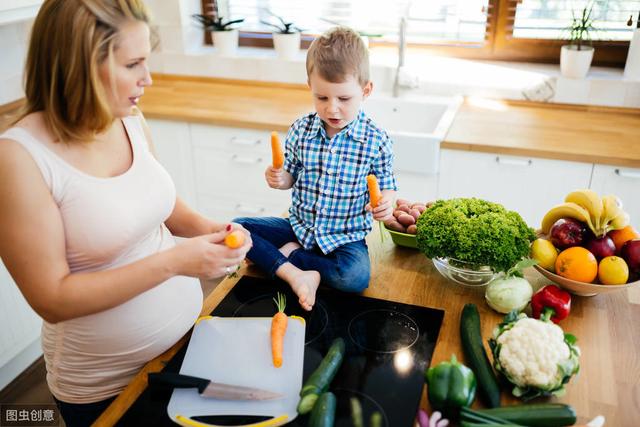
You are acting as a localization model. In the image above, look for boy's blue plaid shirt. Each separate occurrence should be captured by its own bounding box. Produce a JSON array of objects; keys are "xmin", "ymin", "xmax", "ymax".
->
[{"xmin": 283, "ymin": 110, "xmax": 398, "ymax": 254}]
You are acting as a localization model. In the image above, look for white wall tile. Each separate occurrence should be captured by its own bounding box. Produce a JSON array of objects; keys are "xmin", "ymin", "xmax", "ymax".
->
[
  {"xmin": 554, "ymin": 77, "xmax": 590, "ymax": 104},
  {"xmin": 588, "ymin": 79, "xmax": 626, "ymax": 107},
  {"xmin": 0, "ymin": 74, "xmax": 24, "ymax": 105}
]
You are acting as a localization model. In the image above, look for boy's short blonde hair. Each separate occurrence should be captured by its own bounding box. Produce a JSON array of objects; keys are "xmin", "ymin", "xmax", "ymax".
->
[
  {"xmin": 306, "ymin": 27, "xmax": 370, "ymax": 86},
  {"xmin": 18, "ymin": 0, "xmax": 150, "ymax": 143}
]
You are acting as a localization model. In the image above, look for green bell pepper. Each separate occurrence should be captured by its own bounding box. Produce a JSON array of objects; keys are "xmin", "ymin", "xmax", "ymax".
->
[{"xmin": 426, "ymin": 354, "xmax": 476, "ymax": 416}]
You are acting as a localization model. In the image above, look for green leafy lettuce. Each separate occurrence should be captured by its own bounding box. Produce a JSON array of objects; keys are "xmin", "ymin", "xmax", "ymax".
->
[{"xmin": 416, "ymin": 198, "xmax": 535, "ymax": 273}]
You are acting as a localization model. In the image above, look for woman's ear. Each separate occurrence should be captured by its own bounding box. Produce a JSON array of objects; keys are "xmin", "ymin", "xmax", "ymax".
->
[{"xmin": 362, "ymin": 81, "xmax": 373, "ymax": 99}]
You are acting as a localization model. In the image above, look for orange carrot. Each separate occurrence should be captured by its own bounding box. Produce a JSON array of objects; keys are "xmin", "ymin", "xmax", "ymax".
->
[
  {"xmin": 367, "ymin": 174, "xmax": 382, "ymax": 208},
  {"xmin": 271, "ymin": 292, "xmax": 287, "ymax": 368},
  {"xmin": 224, "ymin": 230, "xmax": 245, "ymax": 249},
  {"xmin": 271, "ymin": 131, "xmax": 284, "ymax": 169}
]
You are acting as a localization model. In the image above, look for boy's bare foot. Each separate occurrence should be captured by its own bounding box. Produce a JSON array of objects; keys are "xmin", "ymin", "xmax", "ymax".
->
[
  {"xmin": 276, "ymin": 263, "xmax": 320, "ymax": 311},
  {"xmin": 279, "ymin": 241, "xmax": 302, "ymax": 258}
]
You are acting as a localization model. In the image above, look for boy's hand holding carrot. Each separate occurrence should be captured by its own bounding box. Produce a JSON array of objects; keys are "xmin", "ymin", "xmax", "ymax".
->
[
  {"xmin": 365, "ymin": 175, "xmax": 394, "ymax": 222},
  {"xmin": 265, "ymin": 131, "xmax": 294, "ymax": 190}
]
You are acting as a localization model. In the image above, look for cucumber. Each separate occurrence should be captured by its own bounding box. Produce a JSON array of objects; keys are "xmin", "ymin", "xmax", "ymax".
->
[
  {"xmin": 476, "ymin": 403, "xmax": 577, "ymax": 427},
  {"xmin": 460, "ymin": 303, "xmax": 501, "ymax": 408},
  {"xmin": 308, "ymin": 392, "xmax": 336, "ymax": 427},
  {"xmin": 297, "ymin": 338, "xmax": 345, "ymax": 414}
]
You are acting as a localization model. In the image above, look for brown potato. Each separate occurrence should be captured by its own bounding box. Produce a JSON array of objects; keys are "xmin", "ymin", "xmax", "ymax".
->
[
  {"xmin": 396, "ymin": 205, "xmax": 411, "ymax": 214},
  {"xmin": 393, "ymin": 209, "xmax": 404, "ymax": 219},
  {"xmin": 385, "ymin": 220, "xmax": 405, "ymax": 233},
  {"xmin": 397, "ymin": 213, "xmax": 416, "ymax": 226},
  {"xmin": 396, "ymin": 198, "xmax": 410, "ymax": 207},
  {"xmin": 406, "ymin": 224, "xmax": 417, "ymax": 235},
  {"xmin": 409, "ymin": 209, "xmax": 421, "ymax": 220},
  {"xmin": 412, "ymin": 204, "xmax": 426, "ymax": 213}
]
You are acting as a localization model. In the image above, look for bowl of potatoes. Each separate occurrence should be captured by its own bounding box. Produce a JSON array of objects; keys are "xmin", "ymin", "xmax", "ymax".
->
[{"xmin": 383, "ymin": 199, "xmax": 432, "ymax": 249}]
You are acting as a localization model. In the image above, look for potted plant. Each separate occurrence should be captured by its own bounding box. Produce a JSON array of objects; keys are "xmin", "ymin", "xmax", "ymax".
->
[
  {"xmin": 192, "ymin": 14, "xmax": 244, "ymax": 56},
  {"xmin": 560, "ymin": 3, "xmax": 597, "ymax": 78},
  {"xmin": 260, "ymin": 11, "xmax": 303, "ymax": 60}
]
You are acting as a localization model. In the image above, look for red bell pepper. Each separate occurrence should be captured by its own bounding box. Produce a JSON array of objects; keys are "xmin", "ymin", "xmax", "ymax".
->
[{"xmin": 531, "ymin": 285, "xmax": 571, "ymax": 323}]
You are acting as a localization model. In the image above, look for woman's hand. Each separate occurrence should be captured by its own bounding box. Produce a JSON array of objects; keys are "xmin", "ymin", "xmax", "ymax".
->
[{"xmin": 171, "ymin": 226, "xmax": 252, "ymax": 279}]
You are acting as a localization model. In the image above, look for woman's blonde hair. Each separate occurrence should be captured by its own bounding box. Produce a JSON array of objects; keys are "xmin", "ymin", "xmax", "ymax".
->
[
  {"xmin": 18, "ymin": 0, "xmax": 150, "ymax": 143},
  {"xmin": 306, "ymin": 26, "xmax": 370, "ymax": 86}
]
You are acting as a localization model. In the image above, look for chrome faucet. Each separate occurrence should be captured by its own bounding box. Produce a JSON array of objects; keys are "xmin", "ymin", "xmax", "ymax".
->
[{"xmin": 392, "ymin": 16, "xmax": 407, "ymax": 98}]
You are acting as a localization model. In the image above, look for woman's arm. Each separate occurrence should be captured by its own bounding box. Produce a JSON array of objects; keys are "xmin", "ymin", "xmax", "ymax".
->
[{"xmin": 0, "ymin": 139, "xmax": 248, "ymax": 324}]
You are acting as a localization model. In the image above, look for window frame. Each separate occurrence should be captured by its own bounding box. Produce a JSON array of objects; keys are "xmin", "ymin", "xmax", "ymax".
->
[{"xmin": 203, "ymin": 0, "xmax": 630, "ymax": 67}]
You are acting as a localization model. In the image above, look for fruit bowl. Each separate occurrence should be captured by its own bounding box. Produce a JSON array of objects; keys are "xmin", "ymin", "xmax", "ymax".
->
[
  {"xmin": 533, "ymin": 264, "xmax": 640, "ymax": 297},
  {"xmin": 432, "ymin": 257, "xmax": 498, "ymax": 288},
  {"xmin": 383, "ymin": 224, "xmax": 417, "ymax": 248}
]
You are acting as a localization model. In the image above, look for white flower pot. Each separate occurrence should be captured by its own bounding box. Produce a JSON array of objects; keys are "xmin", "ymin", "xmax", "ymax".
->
[
  {"xmin": 560, "ymin": 45, "xmax": 594, "ymax": 79},
  {"xmin": 273, "ymin": 32, "xmax": 301, "ymax": 60},
  {"xmin": 213, "ymin": 29, "xmax": 239, "ymax": 56}
]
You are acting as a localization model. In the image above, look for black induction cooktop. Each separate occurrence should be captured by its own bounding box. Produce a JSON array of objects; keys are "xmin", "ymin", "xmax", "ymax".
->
[{"xmin": 118, "ymin": 276, "xmax": 444, "ymax": 427}]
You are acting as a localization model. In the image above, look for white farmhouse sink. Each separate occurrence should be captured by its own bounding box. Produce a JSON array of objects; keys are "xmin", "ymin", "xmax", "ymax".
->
[{"xmin": 364, "ymin": 95, "xmax": 462, "ymax": 175}]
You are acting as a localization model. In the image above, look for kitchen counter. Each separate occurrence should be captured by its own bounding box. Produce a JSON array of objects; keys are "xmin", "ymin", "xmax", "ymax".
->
[
  {"xmin": 136, "ymin": 74, "xmax": 640, "ymax": 168},
  {"xmin": 94, "ymin": 226, "xmax": 640, "ymax": 426},
  {"xmin": 2, "ymin": 75, "xmax": 639, "ymax": 168}
]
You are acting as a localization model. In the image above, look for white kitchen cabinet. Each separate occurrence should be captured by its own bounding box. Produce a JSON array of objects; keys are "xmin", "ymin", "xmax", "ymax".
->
[
  {"xmin": 0, "ymin": 260, "xmax": 42, "ymax": 390},
  {"xmin": 437, "ymin": 149, "xmax": 593, "ymax": 228},
  {"xmin": 394, "ymin": 172, "xmax": 438, "ymax": 204},
  {"xmin": 0, "ymin": 0, "xmax": 42, "ymax": 25},
  {"xmin": 189, "ymin": 124, "xmax": 290, "ymax": 222},
  {"xmin": 146, "ymin": 119, "xmax": 196, "ymax": 207},
  {"xmin": 590, "ymin": 165, "xmax": 640, "ymax": 225}
]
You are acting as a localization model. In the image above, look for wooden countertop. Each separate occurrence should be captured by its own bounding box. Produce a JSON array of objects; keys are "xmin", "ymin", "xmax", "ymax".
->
[
  {"xmin": 95, "ymin": 227, "xmax": 640, "ymax": 427},
  {"xmin": 136, "ymin": 74, "xmax": 640, "ymax": 168},
  {"xmin": 3, "ymin": 75, "xmax": 639, "ymax": 167}
]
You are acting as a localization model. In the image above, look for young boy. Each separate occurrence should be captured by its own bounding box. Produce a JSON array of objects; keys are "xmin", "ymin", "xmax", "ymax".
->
[{"xmin": 234, "ymin": 27, "xmax": 397, "ymax": 311}]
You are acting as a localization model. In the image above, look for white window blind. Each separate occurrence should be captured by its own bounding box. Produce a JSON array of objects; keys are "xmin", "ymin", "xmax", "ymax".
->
[
  {"xmin": 512, "ymin": 0, "xmax": 639, "ymax": 41},
  {"xmin": 217, "ymin": 0, "xmax": 491, "ymax": 44}
]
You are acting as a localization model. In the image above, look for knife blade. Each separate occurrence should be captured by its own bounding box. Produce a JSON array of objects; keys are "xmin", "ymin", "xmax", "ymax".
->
[{"xmin": 147, "ymin": 372, "xmax": 283, "ymax": 400}]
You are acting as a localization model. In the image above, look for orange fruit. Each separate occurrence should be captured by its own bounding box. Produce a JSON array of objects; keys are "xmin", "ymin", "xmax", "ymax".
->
[
  {"xmin": 608, "ymin": 225, "xmax": 640, "ymax": 253},
  {"xmin": 598, "ymin": 256, "xmax": 629, "ymax": 285},
  {"xmin": 224, "ymin": 230, "xmax": 245, "ymax": 249},
  {"xmin": 555, "ymin": 246, "xmax": 598, "ymax": 283}
]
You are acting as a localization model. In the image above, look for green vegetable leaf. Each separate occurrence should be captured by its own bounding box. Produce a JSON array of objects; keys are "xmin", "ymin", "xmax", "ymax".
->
[
  {"xmin": 564, "ymin": 333, "xmax": 578, "ymax": 345},
  {"xmin": 505, "ymin": 258, "xmax": 538, "ymax": 278},
  {"xmin": 416, "ymin": 198, "xmax": 535, "ymax": 273}
]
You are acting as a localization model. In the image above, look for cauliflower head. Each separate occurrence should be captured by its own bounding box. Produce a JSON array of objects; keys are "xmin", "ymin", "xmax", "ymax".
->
[{"xmin": 489, "ymin": 312, "xmax": 580, "ymax": 400}]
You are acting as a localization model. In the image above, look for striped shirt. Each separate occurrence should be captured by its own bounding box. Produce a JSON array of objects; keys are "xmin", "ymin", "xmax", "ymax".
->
[{"xmin": 284, "ymin": 110, "xmax": 397, "ymax": 254}]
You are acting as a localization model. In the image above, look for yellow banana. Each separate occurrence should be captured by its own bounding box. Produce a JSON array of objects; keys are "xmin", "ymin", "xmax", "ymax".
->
[
  {"xmin": 541, "ymin": 202, "xmax": 595, "ymax": 235},
  {"xmin": 599, "ymin": 195, "xmax": 625, "ymax": 236},
  {"xmin": 608, "ymin": 211, "xmax": 630, "ymax": 232},
  {"xmin": 564, "ymin": 189, "xmax": 603, "ymax": 230}
]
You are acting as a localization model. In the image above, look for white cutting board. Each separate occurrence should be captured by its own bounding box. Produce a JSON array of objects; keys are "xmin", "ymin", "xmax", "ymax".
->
[{"xmin": 168, "ymin": 316, "xmax": 305, "ymax": 427}]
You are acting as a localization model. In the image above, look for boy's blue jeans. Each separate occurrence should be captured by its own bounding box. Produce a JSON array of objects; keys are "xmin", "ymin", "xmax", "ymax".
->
[{"xmin": 233, "ymin": 217, "xmax": 370, "ymax": 292}]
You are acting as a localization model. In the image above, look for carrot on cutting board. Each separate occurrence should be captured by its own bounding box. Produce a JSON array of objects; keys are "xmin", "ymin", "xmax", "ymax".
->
[
  {"xmin": 271, "ymin": 292, "xmax": 288, "ymax": 368},
  {"xmin": 367, "ymin": 174, "xmax": 382, "ymax": 208},
  {"xmin": 224, "ymin": 230, "xmax": 245, "ymax": 249},
  {"xmin": 271, "ymin": 131, "xmax": 284, "ymax": 169}
]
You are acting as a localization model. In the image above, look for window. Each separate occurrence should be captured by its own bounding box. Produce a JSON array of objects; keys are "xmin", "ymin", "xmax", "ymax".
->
[{"xmin": 203, "ymin": 0, "xmax": 636, "ymax": 66}]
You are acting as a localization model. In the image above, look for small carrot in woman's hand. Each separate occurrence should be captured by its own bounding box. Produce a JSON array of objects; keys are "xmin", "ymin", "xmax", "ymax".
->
[
  {"xmin": 367, "ymin": 174, "xmax": 382, "ymax": 208},
  {"xmin": 271, "ymin": 292, "xmax": 287, "ymax": 368},
  {"xmin": 271, "ymin": 131, "xmax": 284, "ymax": 169},
  {"xmin": 224, "ymin": 230, "xmax": 245, "ymax": 249}
]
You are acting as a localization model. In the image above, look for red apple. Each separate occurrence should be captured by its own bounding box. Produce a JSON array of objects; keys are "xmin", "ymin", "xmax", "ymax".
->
[
  {"xmin": 585, "ymin": 235, "xmax": 616, "ymax": 260},
  {"xmin": 621, "ymin": 239, "xmax": 640, "ymax": 280},
  {"xmin": 550, "ymin": 218, "xmax": 588, "ymax": 249}
]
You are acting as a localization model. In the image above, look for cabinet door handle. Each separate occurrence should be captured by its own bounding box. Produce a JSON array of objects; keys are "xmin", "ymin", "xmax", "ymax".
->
[
  {"xmin": 615, "ymin": 168, "xmax": 640, "ymax": 179},
  {"xmin": 495, "ymin": 156, "xmax": 532, "ymax": 167},
  {"xmin": 234, "ymin": 204, "xmax": 266, "ymax": 215},
  {"xmin": 230, "ymin": 137, "xmax": 263, "ymax": 146},
  {"xmin": 231, "ymin": 154, "xmax": 263, "ymax": 164}
]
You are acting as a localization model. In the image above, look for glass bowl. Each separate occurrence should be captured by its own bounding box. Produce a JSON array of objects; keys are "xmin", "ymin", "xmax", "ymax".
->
[
  {"xmin": 533, "ymin": 264, "xmax": 640, "ymax": 297},
  {"xmin": 432, "ymin": 257, "xmax": 498, "ymax": 287}
]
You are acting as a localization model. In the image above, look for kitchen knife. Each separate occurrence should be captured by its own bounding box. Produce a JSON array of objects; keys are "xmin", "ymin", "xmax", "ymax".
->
[{"xmin": 148, "ymin": 372, "xmax": 282, "ymax": 400}]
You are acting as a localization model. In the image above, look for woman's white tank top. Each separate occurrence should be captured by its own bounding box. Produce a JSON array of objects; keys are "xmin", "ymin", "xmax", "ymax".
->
[{"xmin": 0, "ymin": 116, "xmax": 202, "ymax": 403}]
